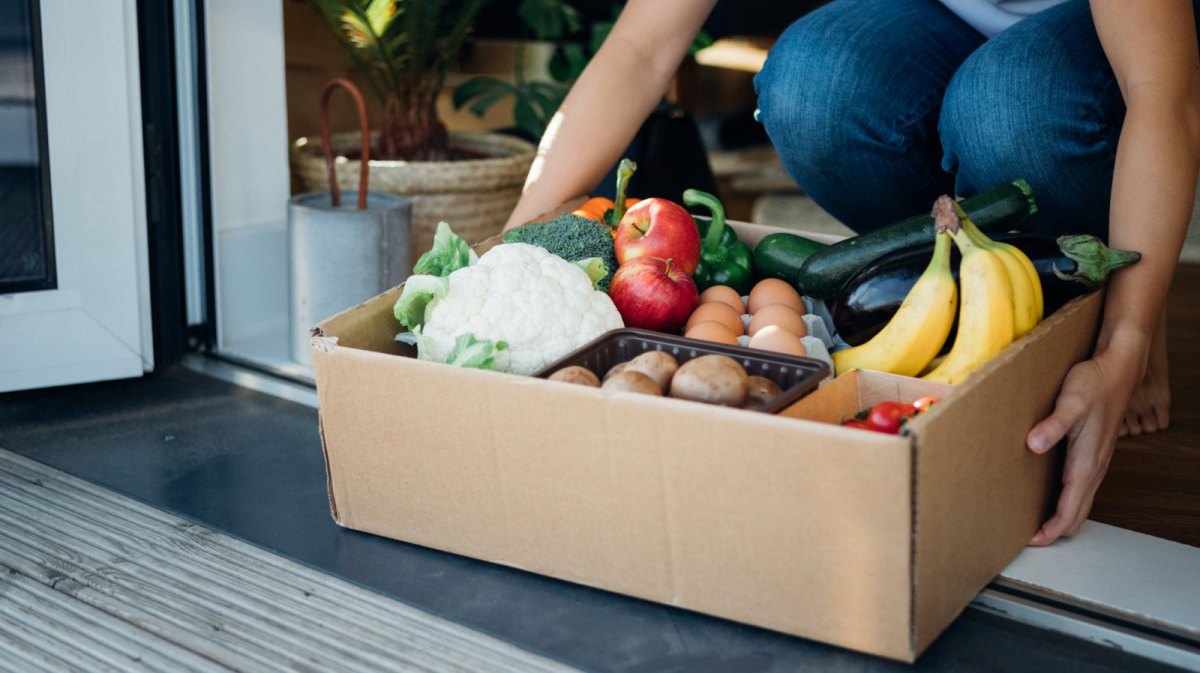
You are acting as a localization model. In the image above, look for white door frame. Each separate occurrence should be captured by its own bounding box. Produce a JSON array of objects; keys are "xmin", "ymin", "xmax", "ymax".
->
[{"xmin": 0, "ymin": 0, "xmax": 152, "ymax": 392}]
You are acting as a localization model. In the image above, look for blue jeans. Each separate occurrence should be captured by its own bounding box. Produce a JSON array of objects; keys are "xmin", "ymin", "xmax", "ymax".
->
[{"xmin": 754, "ymin": 0, "xmax": 1196, "ymax": 238}]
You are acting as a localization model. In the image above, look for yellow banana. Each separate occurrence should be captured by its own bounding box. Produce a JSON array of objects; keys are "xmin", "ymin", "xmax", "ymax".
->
[
  {"xmin": 924, "ymin": 198, "xmax": 1015, "ymax": 385},
  {"xmin": 995, "ymin": 239, "xmax": 1043, "ymax": 323},
  {"xmin": 833, "ymin": 230, "xmax": 957, "ymax": 377},
  {"xmin": 954, "ymin": 201, "xmax": 1041, "ymax": 338}
]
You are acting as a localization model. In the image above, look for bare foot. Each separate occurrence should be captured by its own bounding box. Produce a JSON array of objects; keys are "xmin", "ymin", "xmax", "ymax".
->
[{"xmin": 1119, "ymin": 310, "xmax": 1171, "ymax": 437}]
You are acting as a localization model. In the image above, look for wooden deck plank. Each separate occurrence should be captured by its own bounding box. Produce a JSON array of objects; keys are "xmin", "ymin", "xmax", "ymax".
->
[
  {"xmin": 0, "ymin": 449, "xmax": 577, "ymax": 673},
  {"xmin": 0, "ymin": 456, "xmax": 524, "ymax": 665},
  {"xmin": 1, "ymin": 568, "xmax": 229, "ymax": 673},
  {"xmin": 0, "ymin": 457, "xmax": 557, "ymax": 671}
]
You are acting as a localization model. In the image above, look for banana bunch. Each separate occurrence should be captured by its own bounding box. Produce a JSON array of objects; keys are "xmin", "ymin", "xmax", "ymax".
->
[
  {"xmin": 922, "ymin": 198, "xmax": 1043, "ymax": 384},
  {"xmin": 831, "ymin": 195, "xmax": 1044, "ymax": 382},
  {"xmin": 832, "ymin": 223, "xmax": 957, "ymax": 378}
]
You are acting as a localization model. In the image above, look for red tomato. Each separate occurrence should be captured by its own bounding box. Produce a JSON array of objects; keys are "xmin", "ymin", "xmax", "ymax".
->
[
  {"xmin": 865, "ymin": 401, "xmax": 915, "ymax": 434},
  {"xmin": 841, "ymin": 418, "xmax": 871, "ymax": 430},
  {"xmin": 911, "ymin": 395, "xmax": 940, "ymax": 413}
]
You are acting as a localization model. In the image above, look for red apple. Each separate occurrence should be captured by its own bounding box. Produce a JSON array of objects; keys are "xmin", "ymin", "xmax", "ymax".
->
[
  {"xmin": 614, "ymin": 198, "xmax": 702, "ymax": 275},
  {"xmin": 609, "ymin": 256, "xmax": 699, "ymax": 332}
]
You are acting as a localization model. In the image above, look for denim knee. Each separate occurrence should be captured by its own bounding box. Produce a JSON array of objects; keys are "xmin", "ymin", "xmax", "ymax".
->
[
  {"xmin": 754, "ymin": 0, "xmax": 984, "ymax": 230},
  {"xmin": 939, "ymin": 0, "xmax": 1122, "ymax": 238},
  {"xmin": 753, "ymin": 20, "xmax": 852, "ymax": 176}
]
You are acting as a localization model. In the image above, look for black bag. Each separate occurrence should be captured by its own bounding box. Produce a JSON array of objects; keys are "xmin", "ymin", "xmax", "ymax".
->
[{"xmin": 591, "ymin": 101, "xmax": 720, "ymax": 206}]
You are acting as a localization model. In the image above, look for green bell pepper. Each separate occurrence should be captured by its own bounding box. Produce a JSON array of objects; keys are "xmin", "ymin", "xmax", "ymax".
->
[{"xmin": 684, "ymin": 189, "xmax": 754, "ymax": 295}]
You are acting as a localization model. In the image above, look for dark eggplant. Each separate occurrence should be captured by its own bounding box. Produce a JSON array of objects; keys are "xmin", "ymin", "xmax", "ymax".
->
[{"xmin": 829, "ymin": 234, "xmax": 1140, "ymax": 346}]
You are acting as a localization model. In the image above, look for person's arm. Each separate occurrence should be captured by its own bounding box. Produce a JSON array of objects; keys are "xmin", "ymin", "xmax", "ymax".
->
[
  {"xmin": 502, "ymin": 0, "xmax": 719, "ymax": 231},
  {"xmin": 1026, "ymin": 0, "xmax": 1200, "ymax": 545}
]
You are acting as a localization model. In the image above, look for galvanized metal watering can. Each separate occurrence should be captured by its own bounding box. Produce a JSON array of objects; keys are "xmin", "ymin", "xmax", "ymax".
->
[{"xmin": 288, "ymin": 79, "xmax": 411, "ymax": 366}]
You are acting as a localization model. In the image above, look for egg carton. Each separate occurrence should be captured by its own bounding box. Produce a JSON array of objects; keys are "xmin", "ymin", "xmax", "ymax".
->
[
  {"xmin": 729, "ymin": 296, "xmax": 836, "ymax": 374},
  {"xmin": 803, "ymin": 297, "xmax": 853, "ymax": 353}
]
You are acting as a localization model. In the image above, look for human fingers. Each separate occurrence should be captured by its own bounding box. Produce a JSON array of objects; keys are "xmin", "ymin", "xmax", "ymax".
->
[
  {"xmin": 1030, "ymin": 460, "xmax": 1094, "ymax": 546},
  {"xmin": 1027, "ymin": 383, "xmax": 1089, "ymax": 454},
  {"xmin": 1030, "ymin": 415, "xmax": 1113, "ymax": 545}
]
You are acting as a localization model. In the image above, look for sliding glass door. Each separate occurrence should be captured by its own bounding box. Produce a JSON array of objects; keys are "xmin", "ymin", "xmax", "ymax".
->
[
  {"xmin": 0, "ymin": 0, "xmax": 151, "ymax": 392},
  {"xmin": 0, "ymin": 0, "xmax": 52, "ymax": 295}
]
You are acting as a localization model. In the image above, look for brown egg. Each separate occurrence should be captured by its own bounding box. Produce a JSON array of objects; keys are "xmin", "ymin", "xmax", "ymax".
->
[
  {"xmin": 747, "ymin": 303, "xmax": 809, "ymax": 338},
  {"xmin": 747, "ymin": 278, "xmax": 805, "ymax": 315},
  {"xmin": 747, "ymin": 325, "xmax": 808, "ymax": 357},
  {"xmin": 684, "ymin": 320, "xmax": 740, "ymax": 346},
  {"xmin": 685, "ymin": 301, "xmax": 744, "ymax": 336},
  {"xmin": 698, "ymin": 285, "xmax": 746, "ymax": 314}
]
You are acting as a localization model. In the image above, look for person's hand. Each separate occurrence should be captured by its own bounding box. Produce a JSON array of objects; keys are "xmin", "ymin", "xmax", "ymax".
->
[{"xmin": 1024, "ymin": 346, "xmax": 1143, "ymax": 546}]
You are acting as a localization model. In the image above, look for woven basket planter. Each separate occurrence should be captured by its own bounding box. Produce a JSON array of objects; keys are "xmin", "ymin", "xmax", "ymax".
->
[{"xmin": 291, "ymin": 131, "xmax": 535, "ymax": 260}]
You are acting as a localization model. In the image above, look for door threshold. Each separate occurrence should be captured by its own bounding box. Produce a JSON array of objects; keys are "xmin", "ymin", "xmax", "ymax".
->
[{"xmin": 182, "ymin": 353, "xmax": 317, "ymax": 409}]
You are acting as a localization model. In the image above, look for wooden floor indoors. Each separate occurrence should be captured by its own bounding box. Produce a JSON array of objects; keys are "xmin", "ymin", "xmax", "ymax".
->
[{"xmin": 1089, "ymin": 262, "xmax": 1200, "ymax": 548}]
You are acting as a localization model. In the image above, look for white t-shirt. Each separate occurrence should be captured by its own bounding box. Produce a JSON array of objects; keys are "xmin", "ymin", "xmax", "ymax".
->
[{"xmin": 940, "ymin": 0, "xmax": 1069, "ymax": 37}]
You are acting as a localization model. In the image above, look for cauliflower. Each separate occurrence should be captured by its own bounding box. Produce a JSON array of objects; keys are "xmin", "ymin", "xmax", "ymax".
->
[{"xmin": 395, "ymin": 224, "xmax": 623, "ymax": 375}]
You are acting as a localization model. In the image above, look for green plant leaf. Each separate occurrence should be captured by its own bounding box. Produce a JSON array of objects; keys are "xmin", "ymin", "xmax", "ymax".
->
[
  {"xmin": 528, "ymin": 80, "xmax": 566, "ymax": 99},
  {"xmin": 467, "ymin": 81, "xmax": 518, "ymax": 118},
  {"xmin": 518, "ymin": 0, "xmax": 581, "ymax": 40},
  {"xmin": 363, "ymin": 0, "xmax": 397, "ymax": 36},
  {"xmin": 589, "ymin": 17, "xmax": 616, "ymax": 55},
  {"xmin": 687, "ymin": 30, "xmax": 715, "ymax": 56},
  {"xmin": 547, "ymin": 42, "xmax": 587, "ymax": 83},
  {"xmin": 513, "ymin": 97, "xmax": 543, "ymax": 140},
  {"xmin": 452, "ymin": 76, "xmax": 503, "ymax": 109}
]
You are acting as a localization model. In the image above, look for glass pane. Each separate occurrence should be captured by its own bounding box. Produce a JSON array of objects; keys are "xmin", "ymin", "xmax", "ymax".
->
[{"xmin": 0, "ymin": 0, "xmax": 53, "ymax": 293}]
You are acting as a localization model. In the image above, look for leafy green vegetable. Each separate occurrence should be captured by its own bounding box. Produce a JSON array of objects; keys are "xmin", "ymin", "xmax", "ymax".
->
[
  {"xmin": 413, "ymin": 222, "xmax": 477, "ymax": 277},
  {"xmin": 443, "ymin": 333, "xmax": 508, "ymax": 370},
  {"xmin": 572, "ymin": 257, "xmax": 608, "ymax": 291},
  {"xmin": 393, "ymin": 274, "xmax": 449, "ymax": 332},
  {"xmin": 501, "ymin": 214, "xmax": 618, "ymax": 290}
]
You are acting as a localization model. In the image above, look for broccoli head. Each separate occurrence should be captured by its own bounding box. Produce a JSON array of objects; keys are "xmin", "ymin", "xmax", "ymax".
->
[{"xmin": 501, "ymin": 214, "xmax": 619, "ymax": 291}]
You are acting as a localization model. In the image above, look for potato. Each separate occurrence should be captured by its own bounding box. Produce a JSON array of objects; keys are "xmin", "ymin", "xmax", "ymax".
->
[
  {"xmin": 625, "ymin": 351, "xmax": 679, "ymax": 393},
  {"xmin": 602, "ymin": 361, "xmax": 629, "ymax": 382},
  {"xmin": 548, "ymin": 365, "xmax": 600, "ymax": 387},
  {"xmin": 744, "ymin": 375, "xmax": 783, "ymax": 410},
  {"xmin": 601, "ymin": 370, "xmax": 663, "ymax": 396},
  {"xmin": 669, "ymin": 354, "xmax": 748, "ymax": 407}
]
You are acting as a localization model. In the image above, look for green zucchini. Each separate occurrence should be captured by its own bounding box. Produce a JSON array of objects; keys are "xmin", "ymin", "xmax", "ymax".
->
[
  {"xmin": 795, "ymin": 179, "xmax": 1038, "ymax": 299},
  {"xmin": 753, "ymin": 233, "xmax": 829, "ymax": 282}
]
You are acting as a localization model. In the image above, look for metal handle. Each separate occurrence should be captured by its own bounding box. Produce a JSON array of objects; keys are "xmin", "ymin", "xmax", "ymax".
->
[{"xmin": 318, "ymin": 78, "xmax": 370, "ymax": 210}]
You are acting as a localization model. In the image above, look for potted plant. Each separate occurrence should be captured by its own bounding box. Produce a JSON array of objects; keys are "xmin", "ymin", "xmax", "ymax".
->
[
  {"xmin": 452, "ymin": 1, "xmax": 716, "ymax": 201},
  {"xmin": 291, "ymin": 0, "xmax": 536, "ymax": 258},
  {"xmin": 452, "ymin": 0, "xmax": 587, "ymax": 142}
]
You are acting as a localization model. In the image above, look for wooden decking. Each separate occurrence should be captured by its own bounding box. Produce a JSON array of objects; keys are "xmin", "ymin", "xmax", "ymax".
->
[
  {"xmin": 0, "ymin": 448, "xmax": 576, "ymax": 673},
  {"xmin": 1091, "ymin": 263, "xmax": 1200, "ymax": 548}
]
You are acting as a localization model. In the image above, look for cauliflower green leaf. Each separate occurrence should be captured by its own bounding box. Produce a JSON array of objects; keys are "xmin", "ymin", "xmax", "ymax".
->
[
  {"xmin": 394, "ymin": 274, "xmax": 449, "ymax": 332},
  {"xmin": 572, "ymin": 257, "xmax": 608, "ymax": 291},
  {"xmin": 444, "ymin": 333, "xmax": 508, "ymax": 369},
  {"xmin": 413, "ymin": 221, "xmax": 478, "ymax": 277}
]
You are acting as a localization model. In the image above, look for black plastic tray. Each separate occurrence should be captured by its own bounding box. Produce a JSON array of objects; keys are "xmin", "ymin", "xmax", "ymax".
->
[{"xmin": 533, "ymin": 328, "xmax": 830, "ymax": 414}]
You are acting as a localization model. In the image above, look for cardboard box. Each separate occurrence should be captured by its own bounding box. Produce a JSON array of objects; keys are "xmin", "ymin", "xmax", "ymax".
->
[{"xmin": 310, "ymin": 221, "xmax": 1102, "ymax": 662}]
